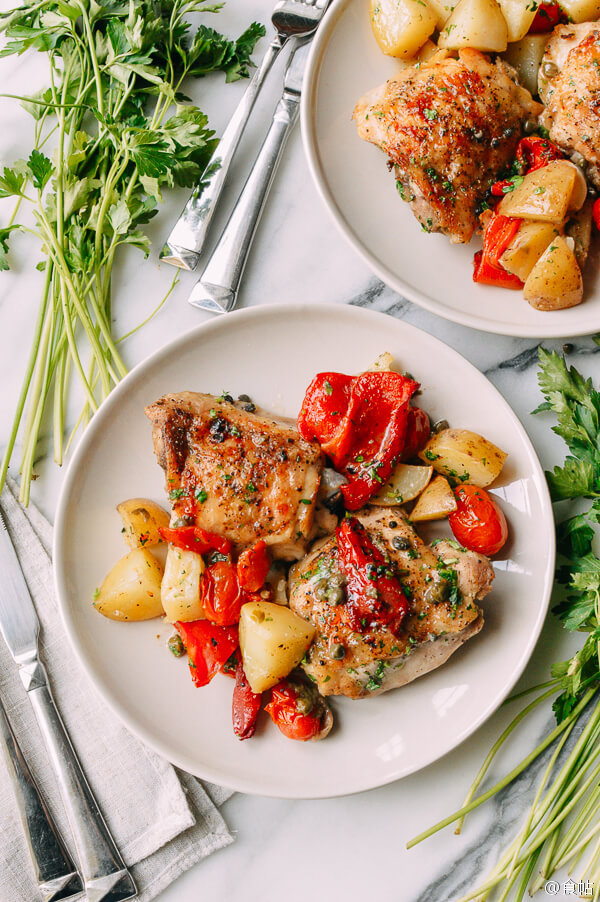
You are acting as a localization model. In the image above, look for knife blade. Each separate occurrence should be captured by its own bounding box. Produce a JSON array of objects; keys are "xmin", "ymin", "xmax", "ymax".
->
[
  {"xmin": 188, "ymin": 38, "xmax": 312, "ymax": 314},
  {"xmin": 0, "ymin": 507, "xmax": 39, "ymax": 664},
  {"xmin": 0, "ymin": 505, "xmax": 137, "ymax": 902}
]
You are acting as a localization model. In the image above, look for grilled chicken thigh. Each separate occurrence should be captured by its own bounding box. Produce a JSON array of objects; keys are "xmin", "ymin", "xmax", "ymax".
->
[
  {"xmin": 146, "ymin": 392, "xmax": 323, "ymax": 559},
  {"xmin": 540, "ymin": 25, "xmax": 600, "ymax": 185},
  {"xmin": 353, "ymin": 49, "xmax": 542, "ymax": 242},
  {"xmin": 289, "ymin": 507, "xmax": 493, "ymax": 699}
]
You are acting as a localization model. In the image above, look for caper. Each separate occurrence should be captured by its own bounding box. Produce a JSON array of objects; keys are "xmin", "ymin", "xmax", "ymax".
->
[
  {"xmin": 172, "ymin": 516, "xmax": 193, "ymax": 527},
  {"xmin": 331, "ymin": 643, "xmax": 346, "ymax": 660},
  {"xmin": 432, "ymin": 419, "xmax": 449, "ymax": 433},
  {"xmin": 426, "ymin": 580, "xmax": 451, "ymax": 604},
  {"xmin": 389, "ymin": 520, "xmax": 398, "ymax": 529},
  {"xmin": 296, "ymin": 695, "xmax": 314, "ymax": 715},
  {"xmin": 238, "ymin": 393, "xmax": 252, "ymax": 402},
  {"xmin": 327, "ymin": 585, "xmax": 345, "ymax": 606},
  {"xmin": 562, "ymin": 343, "xmax": 574, "ymax": 355},
  {"xmin": 313, "ymin": 577, "xmax": 329, "ymax": 601},
  {"xmin": 392, "ymin": 536, "xmax": 411, "ymax": 551},
  {"xmin": 523, "ymin": 118, "xmax": 538, "ymax": 135},
  {"xmin": 168, "ymin": 634, "xmax": 185, "ymax": 657},
  {"xmin": 542, "ymin": 61, "xmax": 559, "ymax": 78}
]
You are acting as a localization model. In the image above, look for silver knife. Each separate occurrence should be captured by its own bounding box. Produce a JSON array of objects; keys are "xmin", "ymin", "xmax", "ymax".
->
[
  {"xmin": 0, "ymin": 694, "xmax": 83, "ymax": 901},
  {"xmin": 188, "ymin": 38, "xmax": 312, "ymax": 315},
  {"xmin": 0, "ymin": 505, "xmax": 137, "ymax": 902}
]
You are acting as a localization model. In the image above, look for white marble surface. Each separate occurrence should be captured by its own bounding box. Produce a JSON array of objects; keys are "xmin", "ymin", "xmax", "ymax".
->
[{"xmin": 0, "ymin": 1, "xmax": 597, "ymax": 900}]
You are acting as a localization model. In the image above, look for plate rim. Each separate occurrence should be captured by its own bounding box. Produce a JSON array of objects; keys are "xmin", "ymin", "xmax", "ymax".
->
[
  {"xmin": 301, "ymin": 0, "xmax": 598, "ymax": 340},
  {"xmin": 53, "ymin": 302, "xmax": 556, "ymax": 798}
]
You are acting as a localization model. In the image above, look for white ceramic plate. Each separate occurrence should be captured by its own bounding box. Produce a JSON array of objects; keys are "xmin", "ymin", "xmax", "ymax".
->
[
  {"xmin": 54, "ymin": 304, "xmax": 554, "ymax": 798},
  {"xmin": 301, "ymin": 0, "xmax": 600, "ymax": 338}
]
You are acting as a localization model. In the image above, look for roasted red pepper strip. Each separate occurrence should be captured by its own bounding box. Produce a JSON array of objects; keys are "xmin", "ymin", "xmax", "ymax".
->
[
  {"xmin": 232, "ymin": 658, "xmax": 262, "ymax": 740},
  {"xmin": 529, "ymin": 0, "xmax": 563, "ymax": 33},
  {"xmin": 593, "ymin": 198, "xmax": 600, "ymax": 231},
  {"xmin": 201, "ymin": 560, "xmax": 244, "ymax": 626},
  {"xmin": 473, "ymin": 215, "xmax": 524, "ymax": 289},
  {"xmin": 401, "ymin": 407, "xmax": 431, "ymax": 461},
  {"xmin": 297, "ymin": 372, "xmax": 354, "ymax": 462},
  {"xmin": 339, "ymin": 372, "xmax": 418, "ymax": 509},
  {"xmin": 159, "ymin": 526, "xmax": 231, "ymax": 555},
  {"xmin": 515, "ymin": 136, "xmax": 563, "ymax": 173},
  {"xmin": 265, "ymin": 680, "xmax": 323, "ymax": 742},
  {"xmin": 175, "ymin": 620, "xmax": 238, "ymax": 687},
  {"xmin": 336, "ymin": 517, "xmax": 409, "ymax": 634},
  {"xmin": 237, "ymin": 540, "xmax": 271, "ymax": 593},
  {"xmin": 473, "ymin": 250, "xmax": 525, "ymax": 288}
]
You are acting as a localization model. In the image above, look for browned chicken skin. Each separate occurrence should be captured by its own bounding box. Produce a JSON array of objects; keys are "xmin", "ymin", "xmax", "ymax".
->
[
  {"xmin": 289, "ymin": 507, "xmax": 493, "ymax": 699},
  {"xmin": 540, "ymin": 25, "xmax": 600, "ymax": 184},
  {"xmin": 145, "ymin": 392, "xmax": 323, "ymax": 559},
  {"xmin": 353, "ymin": 49, "xmax": 542, "ymax": 242}
]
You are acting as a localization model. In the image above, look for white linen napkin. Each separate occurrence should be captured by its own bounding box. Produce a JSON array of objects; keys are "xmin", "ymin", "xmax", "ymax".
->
[{"xmin": 0, "ymin": 478, "xmax": 234, "ymax": 902}]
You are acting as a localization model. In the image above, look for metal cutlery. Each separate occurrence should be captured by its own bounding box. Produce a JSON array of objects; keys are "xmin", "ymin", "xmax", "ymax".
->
[
  {"xmin": 0, "ymin": 506, "xmax": 137, "ymax": 902},
  {"xmin": 188, "ymin": 39, "xmax": 312, "ymax": 314},
  {"xmin": 0, "ymin": 694, "xmax": 83, "ymax": 901},
  {"xmin": 160, "ymin": 0, "xmax": 329, "ymax": 271}
]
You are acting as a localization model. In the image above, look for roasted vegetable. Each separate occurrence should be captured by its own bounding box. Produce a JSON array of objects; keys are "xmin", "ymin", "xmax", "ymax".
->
[
  {"xmin": 117, "ymin": 498, "xmax": 170, "ymax": 549},
  {"xmin": 93, "ymin": 548, "xmax": 164, "ymax": 621},
  {"xmin": 371, "ymin": 464, "xmax": 433, "ymax": 506},
  {"xmin": 522, "ymin": 235, "xmax": 583, "ymax": 311},
  {"xmin": 239, "ymin": 601, "xmax": 316, "ymax": 694},
  {"xmin": 437, "ymin": 0, "xmax": 508, "ymax": 51},
  {"xmin": 498, "ymin": 161, "xmax": 586, "ymax": 222},
  {"xmin": 418, "ymin": 428, "xmax": 507, "ymax": 487},
  {"xmin": 161, "ymin": 545, "xmax": 205, "ymax": 622},
  {"xmin": 369, "ymin": 0, "xmax": 437, "ymax": 58},
  {"xmin": 410, "ymin": 475, "xmax": 457, "ymax": 521},
  {"xmin": 500, "ymin": 221, "xmax": 560, "ymax": 283}
]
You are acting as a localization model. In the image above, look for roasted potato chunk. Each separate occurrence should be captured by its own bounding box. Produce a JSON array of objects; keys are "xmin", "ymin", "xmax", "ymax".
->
[
  {"xmin": 239, "ymin": 601, "xmax": 316, "ymax": 693},
  {"xmin": 117, "ymin": 498, "xmax": 170, "ymax": 549},
  {"xmin": 427, "ymin": 0, "xmax": 458, "ymax": 26},
  {"xmin": 558, "ymin": 0, "xmax": 600, "ymax": 22},
  {"xmin": 566, "ymin": 199, "xmax": 593, "ymax": 269},
  {"xmin": 502, "ymin": 33, "xmax": 551, "ymax": 97},
  {"xmin": 370, "ymin": 0, "xmax": 437, "ymax": 58},
  {"xmin": 93, "ymin": 548, "xmax": 164, "ymax": 621},
  {"xmin": 522, "ymin": 235, "xmax": 583, "ymax": 311},
  {"xmin": 410, "ymin": 475, "xmax": 457, "ymax": 521},
  {"xmin": 161, "ymin": 545, "xmax": 205, "ymax": 622},
  {"xmin": 418, "ymin": 428, "xmax": 507, "ymax": 487},
  {"xmin": 500, "ymin": 221, "xmax": 560, "ymax": 282},
  {"xmin": 437, "ymin": 0, "xmax": 508, "ymax": 52},
  {"xmin": 498, "ymin": 161, "xmax": 587, "ymax": 223},
  {"xmin": 371, "ymin": 464, "xmax": 433, "ymax": 506},
  {"xmin": 497, "ymin": 0, "xmax": 536, "ymax": 42}
]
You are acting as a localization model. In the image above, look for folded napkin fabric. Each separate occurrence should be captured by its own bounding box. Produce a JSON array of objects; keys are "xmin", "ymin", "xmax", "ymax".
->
[{"xmin": 0, "ymin": 479, "xmax": 234, "ymax": 902}]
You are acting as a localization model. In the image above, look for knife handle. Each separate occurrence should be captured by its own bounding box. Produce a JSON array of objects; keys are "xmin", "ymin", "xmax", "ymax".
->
[
  {"xmin": 189, "ymin": 93, "xmax": 300, "ymax": 314},
  {"xmin": 0, "ymin": 694, "xmax": 83, "ymax": 902},
  {"xmin": 162, "ymin": 36, "xmax": 286, "ymax": 270},
  {"xmin": 20, "ymin": 658, "xmax": 136, "ymax": 902}
]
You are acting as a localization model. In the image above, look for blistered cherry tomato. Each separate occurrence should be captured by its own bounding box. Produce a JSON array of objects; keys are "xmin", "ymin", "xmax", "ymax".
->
[
  {"xmin": 201, "ymin": 560, "xmax": 244, "ymax": 625},
  {"xmin": 449, "ymin": 485, "xmax": 508, "ymax": 556},
  {"xmin": 265, "ymin": 681, "xmax": 323, "ymax": 741},
  {"xmin": 237, "ymin": 540, "xmax": 271, "ymax": 592}
]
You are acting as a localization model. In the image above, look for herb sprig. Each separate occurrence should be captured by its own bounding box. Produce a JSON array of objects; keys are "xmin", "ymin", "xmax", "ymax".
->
[
  {"xmin": 408, "ymin": 347, "xmax": 600, "ymax": 900},
  {"xmin": 0, "ymin": 0, "xmax": 264, "ymax": 503}
]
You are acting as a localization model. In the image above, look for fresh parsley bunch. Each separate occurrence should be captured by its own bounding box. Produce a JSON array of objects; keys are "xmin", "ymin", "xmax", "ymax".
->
[
  {"xmin": 409, "ymin": 348, "xmax": 600, "ymax": 900},
  {"xmin": 0, "ymin": 0, "xmax": 264, "ymax": 502}
]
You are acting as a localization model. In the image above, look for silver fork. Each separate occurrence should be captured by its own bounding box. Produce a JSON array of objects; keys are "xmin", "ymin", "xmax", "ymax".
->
[{"xmin": 160, "ymin": 0, "xmax": 329, "ymax": 271}]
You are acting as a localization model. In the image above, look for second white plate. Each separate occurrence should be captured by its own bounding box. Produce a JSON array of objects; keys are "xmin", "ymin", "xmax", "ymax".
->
[
  {"xmin": 302, "ymin": 0, "xmax": 600, "ymax": 338},
  {"xmin": 54, "ymin": 304, "xmax": 554, "ymax": 797}
]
